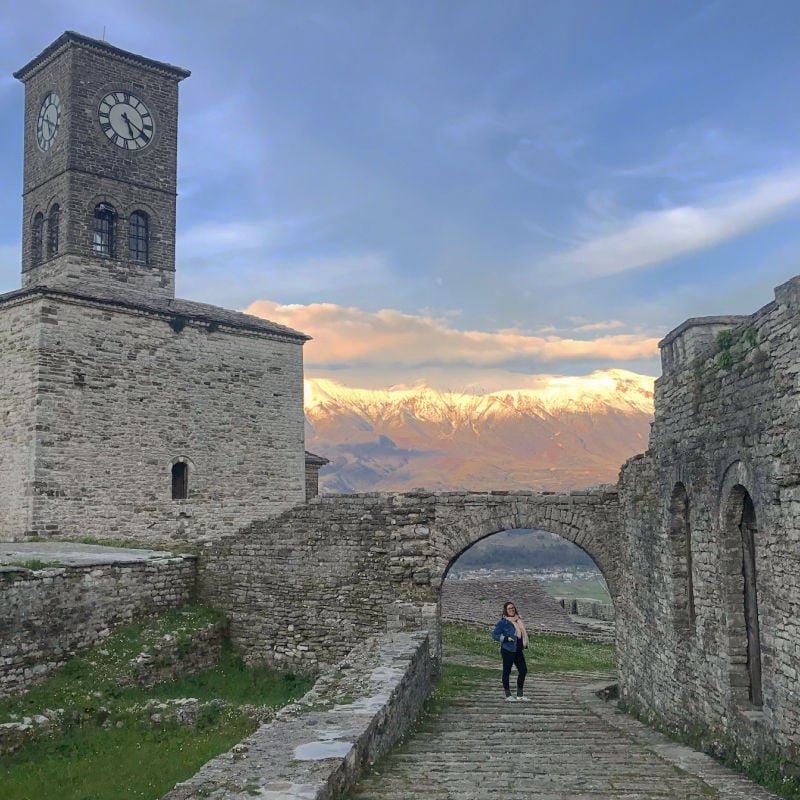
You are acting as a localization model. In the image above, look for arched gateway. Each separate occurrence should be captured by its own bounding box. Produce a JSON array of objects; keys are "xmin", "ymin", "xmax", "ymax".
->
[
  {"xmin": 425, "ymin": 488, "xmax": 621, "ymax": 597},
  {"xmin": 200, "ymin": 487, "xmax": 622, "ymax": 672}
]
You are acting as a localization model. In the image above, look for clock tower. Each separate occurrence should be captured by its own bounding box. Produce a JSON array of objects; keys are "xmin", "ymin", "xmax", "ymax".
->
[{"xmin": 14, "ymin": 32, "xmax": 190, "ymax": 299}]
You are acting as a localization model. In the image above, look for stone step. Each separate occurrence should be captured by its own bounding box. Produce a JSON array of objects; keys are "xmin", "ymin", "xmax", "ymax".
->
[{"xmin": 346, "ymin": 668, "xmax": 780, "ymax": 800}]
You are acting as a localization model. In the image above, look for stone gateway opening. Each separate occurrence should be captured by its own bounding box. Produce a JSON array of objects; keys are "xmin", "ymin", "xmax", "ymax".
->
[{"xmin": 440, "ymin": 527, "xmax": 613, "ymax": 641}]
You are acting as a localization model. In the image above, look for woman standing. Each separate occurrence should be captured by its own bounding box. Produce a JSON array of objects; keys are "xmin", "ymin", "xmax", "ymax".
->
[{"xmin": 491, "ymin": 601, "xmax": 530, "ymax": 701}]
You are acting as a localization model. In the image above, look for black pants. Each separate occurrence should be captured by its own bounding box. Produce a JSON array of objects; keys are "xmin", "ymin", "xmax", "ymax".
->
[{"xmin": 501, "ymin": 642, "xmax": 528, "ymax": 696}]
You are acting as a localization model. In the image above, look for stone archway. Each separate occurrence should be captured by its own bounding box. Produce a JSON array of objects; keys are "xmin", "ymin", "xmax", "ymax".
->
[
  {"xmin": 201, "ymin": 488, "xmax": 623, "ymax": 672},
  {"xmin": 423, "ymin": 489, "xmax": 621, "ymax": 599}
]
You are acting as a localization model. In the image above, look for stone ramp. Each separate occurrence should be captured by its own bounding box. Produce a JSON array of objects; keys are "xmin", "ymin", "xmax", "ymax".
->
[
  {"xmin": 347, "ymin": 672, "xmax": 780, "ymax": 800},
  {"xmin": 442, "ymin": 576, "xmax": 611, "ymax": 641}
]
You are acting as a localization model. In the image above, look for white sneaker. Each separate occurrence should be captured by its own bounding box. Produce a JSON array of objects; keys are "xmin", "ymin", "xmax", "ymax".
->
[
  {"xmin": 516, "ymin": 695, "xmax": 531, "ymax": 702},
  {"xmin": 505, "ymin": 695, "xmax": 517, "ymax": 702}
]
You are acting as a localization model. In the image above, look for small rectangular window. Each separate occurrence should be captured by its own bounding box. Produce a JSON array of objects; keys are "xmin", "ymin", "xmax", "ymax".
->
[
  {"xmin": 93, "ymin": 203, "xmax": 116, "ymax": 257},
  {"xmin": 171, "ymin": 462, "xmax": 188, "ymax": 500},
  {"xmin": 129, "ymin": 211, "xmax": 149, "ymax": 263}
]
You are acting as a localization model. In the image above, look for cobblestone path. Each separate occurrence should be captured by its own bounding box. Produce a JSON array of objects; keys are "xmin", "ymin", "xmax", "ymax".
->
[{"xmin": 348, "ymin": 670, "xmax": 779, "ymax": 800}]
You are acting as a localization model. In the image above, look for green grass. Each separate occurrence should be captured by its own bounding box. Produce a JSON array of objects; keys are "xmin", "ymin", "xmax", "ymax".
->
[
  {"xmin": 1, "ymin": 605, "xmax": 314, "ymax": 800},
  {"xmin": 0, "ymin": 606, "xmax": 227, "ymax": 720},
  {"xmin": 443, "ymin": 623, "xmax": 616, "ymax": 673},
  {"xmin": 540, "ymin": 577, "xmax": 611, "ymax": 603},
  {"xmin": 147, "ymin": 650, "xmax": 311, "ymax": 708},
  {"xmin": 1, "ymin": 715, "xmax": 255, "ymax": 800}
]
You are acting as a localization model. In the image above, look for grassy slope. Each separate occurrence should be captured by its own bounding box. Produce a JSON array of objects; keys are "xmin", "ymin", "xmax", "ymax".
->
[
  {"xmin": 1, "ymin": 607, "xmax": 313, "ymax": 800},
  {"xmin": 443, "ymin": 623, "xmax": 615, "ymax": 672}
]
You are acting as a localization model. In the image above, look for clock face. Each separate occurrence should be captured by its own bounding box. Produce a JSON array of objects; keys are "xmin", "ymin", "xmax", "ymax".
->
[
  {"xmin": 98, "ymin": 91, "xmax": 154, "ymax": 151},
  {"xmin": 36, "ymin": 92, "xmax": 61, "ymax": 152}
]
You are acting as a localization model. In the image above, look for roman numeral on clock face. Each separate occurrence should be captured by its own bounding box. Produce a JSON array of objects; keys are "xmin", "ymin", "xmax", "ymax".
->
[{"xmin": 98, "ymin": 91, "xmax": 156, "ymax": 150}]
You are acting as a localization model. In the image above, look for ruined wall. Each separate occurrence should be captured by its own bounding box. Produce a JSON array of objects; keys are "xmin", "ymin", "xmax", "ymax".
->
[
  {"xmin": 1, "ymin": 292, "xmax": 306, "ymax": 543},
  {"xmin": 616, "ymin": 275, "xmax": 800, "ymax": 766},
  {"xmin": 199, "ymin": 494, "xmax": 429, "ymax": 673},
  {"xmin": 0, "ymin": 296, "xmax": 41, "ymax": 536},
  {"xmin": 199, "ymin": 489, "xmax": 619, "ymax": 673},
  {"xmin": 0, "ymin": 554, "xmax": 195, "ymax": 697}
]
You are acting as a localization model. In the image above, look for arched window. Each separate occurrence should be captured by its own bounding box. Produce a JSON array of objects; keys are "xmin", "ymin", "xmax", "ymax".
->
[
  {"xmin": 723, "ymin": 484, "xmax": 763, "ymax": 707},
  {"xmin": 171, "ymin": 462, "xmax": 188, "ymax": 500},
  {"xmin": 31, "ymin": 213, "xmax": 44, "ymax": 266},
  {"xmin": 128, "ymin": 211, "xmax": 149, "ymax": 263},
  {"xmin": 93, "ymin": 203, "xmax": 116, "ymax": 256},
  {"xmin": 47, "ymin": 204, "xmax": 60, "ymax": 258},
  {"xmin": 669, "ymin": 482, "xmax": 695, "ymax": 632}
]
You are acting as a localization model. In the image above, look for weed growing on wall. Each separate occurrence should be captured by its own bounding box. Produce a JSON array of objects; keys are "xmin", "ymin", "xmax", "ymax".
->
[{"xmin": 7, "ymin": 559, "xmax": 61, "ymax": 570}]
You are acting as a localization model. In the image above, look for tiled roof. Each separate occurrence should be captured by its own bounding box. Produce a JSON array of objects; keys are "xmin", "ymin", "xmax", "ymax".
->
[
  {"xmin": 0, "ymin": 285, "xmax": 309, "ymax": 342},
  {"xmin": 304, "ymin": 451, "xmax": 330, "ymax": 466}
]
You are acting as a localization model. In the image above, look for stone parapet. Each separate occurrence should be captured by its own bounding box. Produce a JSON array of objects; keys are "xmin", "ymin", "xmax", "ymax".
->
[{"xmin": 163, "ymin": 631, "xmax": 434, "ymax": 800}]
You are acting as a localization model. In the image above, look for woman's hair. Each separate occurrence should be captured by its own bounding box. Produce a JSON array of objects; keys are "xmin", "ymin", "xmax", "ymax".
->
[{"xmin": 503, "ymin": 601, "xmax": 516, "ymax": 616}]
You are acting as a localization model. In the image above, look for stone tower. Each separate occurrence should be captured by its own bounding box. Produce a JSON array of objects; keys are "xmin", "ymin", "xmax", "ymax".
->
[
  {"xmin": 14, "ymin": 31, "xmax": 190, "ymax": 299},
  {"xmin": 0, "ymin": 33, "xmax": 310, "ymax": 543}
]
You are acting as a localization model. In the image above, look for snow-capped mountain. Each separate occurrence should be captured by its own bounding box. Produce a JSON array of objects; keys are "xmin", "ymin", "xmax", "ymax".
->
[{"xmin": 304, "ymin": 369, "xmax": 655, "ymax": 493}]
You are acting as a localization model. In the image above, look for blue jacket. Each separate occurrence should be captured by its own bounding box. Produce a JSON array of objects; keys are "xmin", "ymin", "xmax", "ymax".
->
[{"xmin": 492, "ymin": 618, "xmax": 521, "ymax": 652}]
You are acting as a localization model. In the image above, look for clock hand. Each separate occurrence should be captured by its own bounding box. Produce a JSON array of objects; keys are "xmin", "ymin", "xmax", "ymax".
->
[{"xmin": 121, "ymin": 111, "xmax": 136, "ymax": 138}]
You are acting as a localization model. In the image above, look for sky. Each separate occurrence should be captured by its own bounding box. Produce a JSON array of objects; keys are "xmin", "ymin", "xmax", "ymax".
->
[{"xmin": 1, "ymin": 1, "xmax": 799, "ymax": 392}]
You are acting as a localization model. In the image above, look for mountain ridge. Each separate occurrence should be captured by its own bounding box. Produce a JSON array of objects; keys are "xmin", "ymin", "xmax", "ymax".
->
[{"xmin": 304, "ymin": 369, "xmax": 655, "ymax": 493}]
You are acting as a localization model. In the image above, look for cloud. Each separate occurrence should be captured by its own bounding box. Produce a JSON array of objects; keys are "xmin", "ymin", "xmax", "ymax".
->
[
  {"xmin": 541, "ymin": 167, "xmax": 800, "ymax": 280},
  {"xmin": 535, "ymin": 319, "xmax": 627, "ymax": 335},
  {"xmin": 177, "ymin": 218, "xmax": 313, "ymax": 260},
  {"xmin": 244, "ymin": 300, "xmax": 659, "ymax": 367}
]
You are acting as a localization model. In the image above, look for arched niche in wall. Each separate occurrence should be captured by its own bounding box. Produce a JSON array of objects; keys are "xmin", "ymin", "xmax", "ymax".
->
[
  {"xmin": 668, "ymin": 481, "xmax": 695, "ymax": 634},
  {"xmin": 720, "ymin": 462, "xmax": 764, "ymax": 709}
]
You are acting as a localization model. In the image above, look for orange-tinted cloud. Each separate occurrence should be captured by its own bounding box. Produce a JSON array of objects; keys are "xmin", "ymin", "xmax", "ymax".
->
[{"xmin": 244, "ymin": 300, "xmax": 660, "ymax": 366}]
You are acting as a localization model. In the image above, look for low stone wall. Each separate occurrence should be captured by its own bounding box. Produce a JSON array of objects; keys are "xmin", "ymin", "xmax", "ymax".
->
[
  {"xmin": 0, "ymin": 555, "xmax": 196, "ymax": 698},
  {"xmin": 557, "ymin": 597, "xmax": 615, "ymax": 621},
  {"xmin": 164, "ymin": 631, "xmax": 434, "ymax": 800},
  {"xmin": 121, "ymin": 619, "xmax": 225, "ymax": 689}
]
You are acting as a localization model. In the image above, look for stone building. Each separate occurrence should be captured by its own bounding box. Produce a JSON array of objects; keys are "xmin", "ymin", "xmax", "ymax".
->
[
  {"xmin": 615, "ymin": 279, "xmax": 800, "ymax": 766},
  {"xmin": 0, "ymin": 32, "xmax": 310, "ymax": 543},
  {"xmin": 200, "ymin": 279, "xmax": 800, "ymax": 768},
  {"xmin": 3, "ymin": 29, "xmax": 798, "ymax": 778}
]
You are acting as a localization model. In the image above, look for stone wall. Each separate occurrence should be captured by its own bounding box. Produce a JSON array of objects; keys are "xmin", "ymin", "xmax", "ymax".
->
[
  {"xmin": 164, "ymin": 631, "xmax": 434, "ymax": 800},
  {"xmin": 557, "ymin": 597, "xmax": 615, "ymax": 622},
  {"xmin": 0, "ymin": 296, "xmax": 39, "ymax": 536},
  {"xmin": 615, "ymin": 275, "xmax": 800, "ymax": 767},
  {"xmin": 0, "ymin": 554, "xmax": 195, "ymax": 697},
  {"xmin": 198, "ymin": 489, "xmax": 619, "ymax": 673},
  {"xmin": 0, "ymin": 291, "xmax": 306, "ymax": 543}
]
